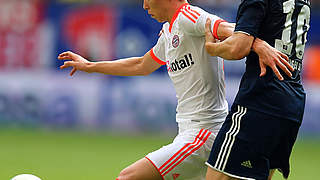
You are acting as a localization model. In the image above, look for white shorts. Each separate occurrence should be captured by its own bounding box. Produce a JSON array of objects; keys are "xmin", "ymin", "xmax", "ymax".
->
[{"xmin": 145, "ymin": 120, "xmax": 223, "ymax": 180}]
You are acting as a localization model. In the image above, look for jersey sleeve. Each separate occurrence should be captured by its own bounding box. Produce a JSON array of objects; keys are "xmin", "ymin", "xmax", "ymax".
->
[
  {"xmin": 150, "ymin": 30, "xmax": 166, "ymax": 65},
  {"xmin": 234, "ymin": 0, "xmax": 267, "ymax": 37},
  {"xmin": 180, "ymin": 6, "xmax": 225, "ymax": 39}
]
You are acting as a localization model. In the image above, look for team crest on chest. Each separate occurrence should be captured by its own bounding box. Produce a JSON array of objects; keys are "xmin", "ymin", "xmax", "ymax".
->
[{"xmin": 172, "ymin": 35, "xmax": 180, "ymax": 48}]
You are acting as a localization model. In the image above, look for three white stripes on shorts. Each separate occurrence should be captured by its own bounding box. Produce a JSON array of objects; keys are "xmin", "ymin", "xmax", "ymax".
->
[{"xmin": 214, "ymin": 105, "xmax": 247, "ymax": 171}]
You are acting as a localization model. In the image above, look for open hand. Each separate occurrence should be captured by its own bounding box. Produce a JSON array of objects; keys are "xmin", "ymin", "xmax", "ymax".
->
[
  {"xmin": 253, "ymin": 39, "xmax": 294, "ymax": 80},
  {"xmin": 58, "ymin": 51, "xmax": 92, "ymax": 76}
]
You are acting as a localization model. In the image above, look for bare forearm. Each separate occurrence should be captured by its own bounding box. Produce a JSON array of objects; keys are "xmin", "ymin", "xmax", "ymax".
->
[
  {"xmin": 59, "ymin": 50, "xmax": 160, "ymax": 76},
  {"xmin": 206, "ymin": 34, "xmax": 253, "ymax": 60},
  {"xmin": 89, "ymin": 57, "xmax": 148, "ymax": 76},
  {"xmin": 205, "ymin": 41, "xmax": 236, "ymax": 60}
]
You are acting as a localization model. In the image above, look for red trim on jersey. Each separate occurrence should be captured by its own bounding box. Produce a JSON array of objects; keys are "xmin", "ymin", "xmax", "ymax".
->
[
  {"xmin": 150, "ymin": 48, "xmax": 166, "ymax": 65},
  {"xmin": 213, "ymin": 19, "xmax": 227, "ymax": 40},
  {"xmin": 158, "ymin": 129, "xmax": 211, "ymax": 176},
  {"xmin": 162, "ymin": 130, "xmax": 211, "ymax": 176},
  {"xmin": 181, "ymin": 11, "xmax": 196, "ymax": 23},
  {"xmin": 169, "ymin": 3, "xmax": 189, "ymax": 33},
  {"xmin": 184, "ymin": 7, "xmax": 199, "ymax": 20},
  {"xmin": 145, "ymin": 156, "xmax": 165, "ymax": 180},
  {"xmin": 188, "ymin": 6, "xmax": 200, "ymax": 16}
]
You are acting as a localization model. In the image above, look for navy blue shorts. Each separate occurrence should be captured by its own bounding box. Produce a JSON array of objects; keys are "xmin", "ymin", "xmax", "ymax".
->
[{"xmin": 206, "ymin": 105, "xmax": 301, "ymax": 180}]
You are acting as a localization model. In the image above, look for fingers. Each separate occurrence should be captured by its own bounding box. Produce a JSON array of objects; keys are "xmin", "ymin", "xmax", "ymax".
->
[
  {"xmin": 259, "ymin": 61, "xmax": 267, "ymax": 77},
  {"xmin": 271, "ymin": 65, "xmax": 284, "ymax": 81},
  {"xmin": 60, "ymin": 61, "xmax": 77, "ymax": 70},
  {"xmin": 276, "ymin": 57, "xmax": 293, "ymax": 77},
  {"xmin": 58, "ymin": 51, "xmax": 81, "ymax": 76},
  {"xmin": 266, "ymin": 57, "xmax": 285, "ymax": 80},
  {"xmin": 70, "ymin": 67, "xmax": 77, "ymax": 76},
  {"xmin": 59, "ymin": 61, "xmax": 78, "ymax": 76},
  {"xmin": 276, "ymin": 61, "xmax": 292, "ymax": 78},
  {"xmin": 276, "ymin": 50, "xmax": 294, "ymax": 73},
  {"xmin": 205, "ymin": 18, "xmax": 214, "ymax": 43},
  {"xmin": 58, "ymin": 51, "xmax": 76, "ymax": 60},
  {"xmin": 279, "ymin": 54, "xmax": 294, "ymax": 72},
  {"xmin": 205, "ymin": 18, "xmax": 211, "ymax": 33},
  {"xmin": 58, "ymin": 51, "xmax": 70, "ymax": 60},
  {"xmin": 279, "ymin": 51, "xmax": 289, "ymax": 62},
  {"xmin": 259, "ymin": 55, "xmax": 284, "ymax": 80}
]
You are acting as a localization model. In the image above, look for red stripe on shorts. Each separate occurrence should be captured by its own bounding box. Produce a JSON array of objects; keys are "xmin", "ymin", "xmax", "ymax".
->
[
  {"xmin": 159, "ymin": 129, "xmax": 211, "ymax": 176},
  {"xmin": 162, "ymin": 131, "xmax": 211, "ymax": 176},
  {"xmin": 159, "ymin": 129, "xmax": 204, "ymax": 171}
]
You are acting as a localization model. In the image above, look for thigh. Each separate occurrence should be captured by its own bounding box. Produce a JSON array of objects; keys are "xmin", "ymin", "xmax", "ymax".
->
[
  {"xmin": 206, "ymin": 167, "xmax": 239, "ymax": 180},
  {"xmin": 147, "ymin": 128, "xmax": 215, "ymax": 180},
  {"xmin": 117, "ymin": 158, "xmax": 162, "ymax": 180}
]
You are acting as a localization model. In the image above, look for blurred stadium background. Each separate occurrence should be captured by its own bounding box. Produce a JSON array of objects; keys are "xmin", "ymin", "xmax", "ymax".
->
[{"xmin": 0, "ymin": 0, "xmax": 319, "ymax": 179}]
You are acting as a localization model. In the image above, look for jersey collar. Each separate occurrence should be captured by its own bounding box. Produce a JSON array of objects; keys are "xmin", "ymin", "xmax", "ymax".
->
[{"xmin": 169, "ymin": 3, "xmax": 189, "ymax": 33}]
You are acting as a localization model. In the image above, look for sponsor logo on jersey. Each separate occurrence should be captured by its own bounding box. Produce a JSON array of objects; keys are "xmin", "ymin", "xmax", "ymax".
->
[
  {"xmin": 166, "ymin": 53, "xmax": 194, "ymax": 72},
  {"xmin": 172, "ymin": 35, "xmax": 180, "ymax": 48}
]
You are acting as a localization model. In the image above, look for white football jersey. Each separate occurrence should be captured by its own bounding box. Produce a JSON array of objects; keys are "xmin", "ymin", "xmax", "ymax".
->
[{"xmin": 150, "ymin": 3, "xmax": 228, "ymax": 123}]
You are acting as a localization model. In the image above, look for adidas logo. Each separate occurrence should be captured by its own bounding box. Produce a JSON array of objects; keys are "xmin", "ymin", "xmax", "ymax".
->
[{"xmin": 241, "ymin": 160, "xmax": 253, "ymax": 168}]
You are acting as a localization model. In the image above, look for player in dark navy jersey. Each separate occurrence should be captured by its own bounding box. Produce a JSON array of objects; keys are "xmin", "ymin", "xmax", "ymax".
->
[{"xmin": 204, "ymin": 0, "xmax": 310, "ymax": 179}]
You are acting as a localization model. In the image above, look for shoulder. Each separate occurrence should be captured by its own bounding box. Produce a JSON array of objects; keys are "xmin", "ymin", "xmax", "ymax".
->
[
  {"xmin": 177, "ymin": 5, "xmax": 206, "ymax": 33},
  {"xmin": 155, "ymin": 23, "xmax": 170, "ymax": 44},
  {"xmin": 178, "ymin": 5, "xmax": 205, "ymax": 25}
]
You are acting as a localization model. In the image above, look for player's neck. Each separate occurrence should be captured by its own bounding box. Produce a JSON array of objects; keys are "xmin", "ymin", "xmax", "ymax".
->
[{"xmin": 168, "ymin": 1, "xmax": 188, "ymax": 23}]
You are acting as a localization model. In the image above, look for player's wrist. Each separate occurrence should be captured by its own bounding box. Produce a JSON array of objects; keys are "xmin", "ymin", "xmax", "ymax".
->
[
  {"xmin": 86, "ymin": 61, "xmax": 96, "ymax": 73},
  {"xmin": 252, "ymin": 38, "xmax": 265, "ymax": 54}
]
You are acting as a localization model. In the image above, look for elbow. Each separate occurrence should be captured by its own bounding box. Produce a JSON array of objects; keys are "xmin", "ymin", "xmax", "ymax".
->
[
  {"xmin": 139, "ymin": 70, "xmax": 152, "ymax": 76},
  {"xmin": 136, "ymin": 65, "xmax": 153, "ymax": 76},
  {"xmin": 133, "ymin": 58, "xmax": 152, "ymax": 76}
]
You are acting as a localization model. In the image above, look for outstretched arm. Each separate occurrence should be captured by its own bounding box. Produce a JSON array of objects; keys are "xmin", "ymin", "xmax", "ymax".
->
[
  {"xmin": 205, "ymin": 19, "xmax": 294, "ymax": 80},
  {"xmin": 58, "ymin": 51, "xmax": 162, "ymax": 77}
]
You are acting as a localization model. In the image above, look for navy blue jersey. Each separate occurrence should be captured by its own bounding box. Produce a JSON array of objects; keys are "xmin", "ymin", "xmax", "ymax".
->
[{"xmin": 233, "ymin": 0, "xmax": 310, "ymax": 123}]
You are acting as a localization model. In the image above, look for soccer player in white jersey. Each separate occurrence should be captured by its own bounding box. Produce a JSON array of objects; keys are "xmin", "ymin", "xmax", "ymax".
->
[{"xmin": 58, "ymin": 0, "xmax": 288, "ymax": 179}]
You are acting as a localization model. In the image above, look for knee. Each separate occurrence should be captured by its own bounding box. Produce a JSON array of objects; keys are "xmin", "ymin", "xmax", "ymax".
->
[{"xmin": 116, "ymin": 168, "xmax": 136, "ymax": 180}]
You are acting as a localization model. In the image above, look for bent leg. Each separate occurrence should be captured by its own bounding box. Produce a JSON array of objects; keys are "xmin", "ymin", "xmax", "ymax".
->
[
  {"xmin": 117, "ymin": 158, "xmax": 162, "ymax": 180},
  {"xmin": 206, "ymin": 167, "xmax": 238, "ymax": 180}
]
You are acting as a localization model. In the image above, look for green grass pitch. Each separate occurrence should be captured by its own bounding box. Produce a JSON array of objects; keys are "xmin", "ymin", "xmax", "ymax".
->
[{"xmin": 0, "ymin": 129, "xmax": 319, "ymax": 180}]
